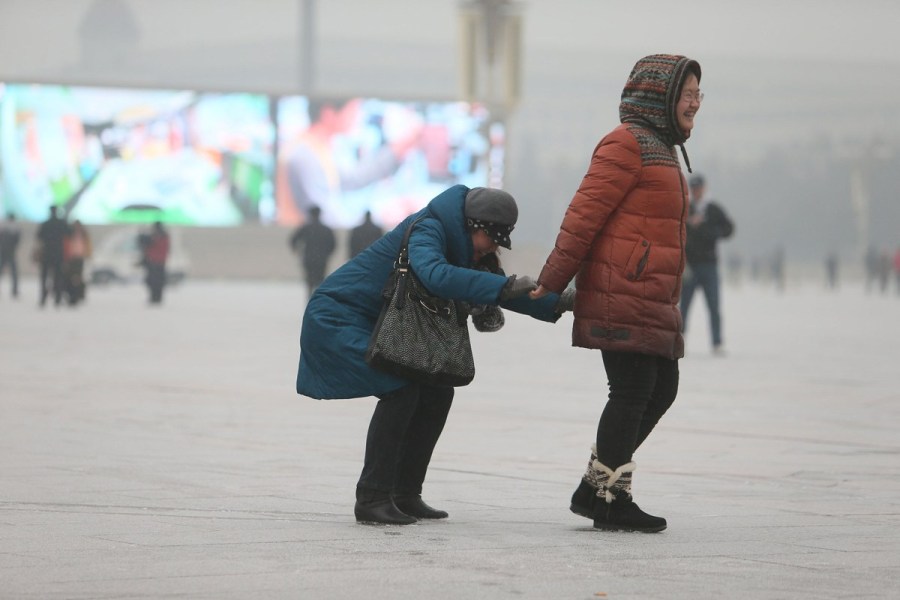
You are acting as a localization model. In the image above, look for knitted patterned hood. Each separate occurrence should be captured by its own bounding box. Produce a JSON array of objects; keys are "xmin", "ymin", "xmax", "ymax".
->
[{"xmin": 619, "ymin": 54, "xmax": 701, "ymax": 147}]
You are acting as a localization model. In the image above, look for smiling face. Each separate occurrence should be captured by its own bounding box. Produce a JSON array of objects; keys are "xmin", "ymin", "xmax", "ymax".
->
[{"xmin": 676, "ymin": 73, "xmax": 701, "ymax": 136}]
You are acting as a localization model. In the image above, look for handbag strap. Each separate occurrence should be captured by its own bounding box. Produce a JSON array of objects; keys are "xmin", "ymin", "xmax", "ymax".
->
[
  {"xmin": 394, "ymin": 214, "xmax": 466, "ymax": 325},
  {"xmin": 397, "ymin": 215, "xmax": 427, "ymax": 268},
  {"xmin": 393, "ymin": 215, "xmax": 427, "ymax": 310}
]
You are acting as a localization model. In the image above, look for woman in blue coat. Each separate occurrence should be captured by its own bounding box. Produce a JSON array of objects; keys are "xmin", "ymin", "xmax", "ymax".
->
[{"xmin": 296, "ymin": 185, "xmax": 571, "ymax": 525}]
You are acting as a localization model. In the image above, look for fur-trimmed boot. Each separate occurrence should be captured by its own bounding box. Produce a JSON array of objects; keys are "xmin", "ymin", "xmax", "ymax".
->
[
  {"xmin": 591, "ymin": 460, "xmax": 666, "ymax": 533},
  {"xmin": 569, "ymin": 444, "xmax": 601, "ymax": 519}
]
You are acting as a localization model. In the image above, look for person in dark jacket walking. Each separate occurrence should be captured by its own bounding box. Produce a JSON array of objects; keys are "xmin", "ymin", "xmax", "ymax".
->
[
  {"xmin": 140, "ymin": 222, "xmax": 170, "ymax": 305},
  {"xmin": 296, "ymin": 185, "xmax": 571, "ymax": 525},
  {"xmin": 348, "ymin": 211, "xmax": 383, "ymax": 258},
  {"xmin": 679, "ymin": 173, "xmax": 734, "ymax": 354},
  {"xmin": 0, "ymin": 213, "xmax": 21, "ymax": 299},
  {"xmin": 36, "ymin": 206, "xmax": 70, "ymax": 307},
  {"xmin": 531, "ymin": 54, "xmax": 703, "ymax": 533},
  {"xmin": 289, "ymin": 206, "xmax": 336, "ymax": 297}
]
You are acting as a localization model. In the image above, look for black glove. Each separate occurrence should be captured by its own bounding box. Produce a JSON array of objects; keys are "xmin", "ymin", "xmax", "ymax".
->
[
  {"xmin": 499, "ymin": 275, "xmax": 537, "ymax": 301},
  {"xmin": 555, "ymin": 287, "xmax": 576, "ymax": 313}
]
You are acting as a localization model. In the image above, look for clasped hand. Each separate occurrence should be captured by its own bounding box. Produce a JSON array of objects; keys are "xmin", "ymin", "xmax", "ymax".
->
[
  {"xmin": 499, "ymin": 275, "xmax": 538, "ymax": 301},
  {"xmin": 530, "ymin": 284, "xmax": 574, "ymax": 313}
]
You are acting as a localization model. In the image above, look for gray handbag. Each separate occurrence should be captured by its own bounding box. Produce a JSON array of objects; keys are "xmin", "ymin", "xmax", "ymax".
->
[{"xmin": 365, "ymin": 217, "xmax": 475, "ymax": 387}]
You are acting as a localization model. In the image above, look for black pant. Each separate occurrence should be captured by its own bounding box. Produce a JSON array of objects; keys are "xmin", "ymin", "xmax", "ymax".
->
[
  {"xmin": 145, "ymin": 264, "xmax": 166, "ymax": 304},
  {"xmin": 595, "ymin": 351, "xmax": 679, "ymax": 470},
  {"xmin": 303, "ymin": 261, "xmax": 327, "ymax": 296},
  {"xmin": 0, "ymin": 253, "xmax": 17, "ymax": 296},
  {"xmin": 358, "ymin": 383, "xmax": 454, "ymax": 495},
  {"xmin": 681, "ymin": 262, "xmax": 723, "ymax": 347},
  {"xmin": 39, "ymin": 259, "xmax": 64, "ymax": 306}
]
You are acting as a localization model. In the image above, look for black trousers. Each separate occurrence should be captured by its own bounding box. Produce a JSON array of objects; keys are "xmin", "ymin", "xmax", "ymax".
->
[
  {"xmin": 303, "ymin": 261, "xmax": 327, "ymax": 296},
  {"xmin": 595, "ymin": 350, "xmax": 679, "ymax": 470},
  {"xmin": 39, "ymin": 259, "xmax": 64, "ymax": 305},
  {"xmin": 145, "ymin": 264, "xmax": 166, "ymax": 303},
  {"xmin": 0, "ymin": 253, "xmax": 18, "ymax": 296},
  {"xmin": 357, "ymin": 383, "xmax": 454, "ymax": 495}
]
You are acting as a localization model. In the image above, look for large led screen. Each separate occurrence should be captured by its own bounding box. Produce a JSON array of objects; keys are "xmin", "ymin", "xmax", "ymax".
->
[
  {"xmin": 0, "ymin": 83, "xmax": 275, "ymax": 226},
  {"xmin": 276, "ymin": 96, "xmax": 504, "ymax": 228}
]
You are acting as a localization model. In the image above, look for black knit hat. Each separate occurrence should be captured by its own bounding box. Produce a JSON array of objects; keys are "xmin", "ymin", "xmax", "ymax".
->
[{"xmin": 464, "ymin": 187, "xmax": 518, "ymax": 249}]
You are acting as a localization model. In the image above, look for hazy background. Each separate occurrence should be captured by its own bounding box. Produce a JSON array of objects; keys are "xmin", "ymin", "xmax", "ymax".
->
[{"xmin": 2, "ymin": 0, "xmax": 899, "ymax": 277}]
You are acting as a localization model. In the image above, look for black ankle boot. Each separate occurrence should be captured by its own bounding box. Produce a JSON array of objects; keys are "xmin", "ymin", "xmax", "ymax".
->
[
  {"xmin": 354, "ymin": 489, "xmax": 417, "ymax": 525},
  {"xmin": 569, "ymin": 479, "xmax": 597, "ymax": 519},
  {"xmin": 394, "ymin": 494, "xmax": 448, "ymax": 519},
  {"xmin": 593, "ymin": 494, "xmax": 666, "ymax": 533}
]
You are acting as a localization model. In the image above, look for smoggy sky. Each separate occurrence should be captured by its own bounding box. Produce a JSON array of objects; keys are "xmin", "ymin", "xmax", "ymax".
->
[{"xmin": 319, "ymin": 0, "xmax": 900, "ymax": 65}]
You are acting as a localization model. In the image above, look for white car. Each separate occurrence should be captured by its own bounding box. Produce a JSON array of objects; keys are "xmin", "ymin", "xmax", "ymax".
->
[{"xmin": 90, "ymin": 226, "xmax": 190, "ymax": 285}]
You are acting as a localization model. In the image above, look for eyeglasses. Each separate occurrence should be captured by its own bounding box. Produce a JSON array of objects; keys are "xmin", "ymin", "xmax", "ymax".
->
[{"xmin": 681, "ymin": 90, "xmax": 704, "ymax": 104}]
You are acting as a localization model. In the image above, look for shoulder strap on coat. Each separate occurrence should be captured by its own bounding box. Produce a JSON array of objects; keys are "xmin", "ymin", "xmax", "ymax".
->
[{"xmin": 397, "ymin": 215, "xmax": 427, "ymax": 267}]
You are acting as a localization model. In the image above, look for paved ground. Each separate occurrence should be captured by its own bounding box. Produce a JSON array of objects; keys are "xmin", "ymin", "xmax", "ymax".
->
[{"xmin": 1, "ymin": 278, "xmax": 898, "ymax": 599}]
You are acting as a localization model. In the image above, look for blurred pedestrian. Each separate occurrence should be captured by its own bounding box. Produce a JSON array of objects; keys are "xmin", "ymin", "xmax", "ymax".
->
[
  {"xmin": 530, "ymin": 54, "xmax": 703, "ymax": 533},
  {"xmin": 679, "ymin": 173, "xmax": 734, "ymax": 355},
  {"xmin": 894, "ymin": 247, "xmax": 900, "ymax": 295},
  {"xmin": 348, "ymin": 211, "xmax": 383, "ymax": 258},
  {"xmin": 864, "ymin": 245, "xmax": 878, "ymax": 293},
  {"xmin": 877, "ymin": 250, "xmax": 891, "ymax": 294},
  {"xmin": 289, "ymin": 206, "xmax": 336, "ymax": 297},
  {"xmin": 140, "ymin": 222, "xmax": 170, "ymax": 305},
  {"xmin": 0, "ymin": 213, "xmax": 21, "ymax": 299},
  {"xmin": 771, "ymin": 245, "xmax": 786, "ymax": 292},
  {"xmin": 36, "ymin": 205, "xmax": 70, "ymax": 307},
  {"xmin": 296, "ymin": 185, "xmax": 569, "ymax": 525},
  {"xmin": 62, "ymin": 220, "xmax": 92, "ymax": 306},
  {"xmin": 825, "ymin": 252, "xmax": 839, "ymax": 290},
  {"xmin": 726, "ymin": 252, "xmax": 743, "ymax": 287}
]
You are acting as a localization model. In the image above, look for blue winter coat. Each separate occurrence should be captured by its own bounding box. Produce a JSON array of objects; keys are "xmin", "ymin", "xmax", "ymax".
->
[{"xmin": 296, "ymin": 184, "xmax": 563, "ymax": 400}]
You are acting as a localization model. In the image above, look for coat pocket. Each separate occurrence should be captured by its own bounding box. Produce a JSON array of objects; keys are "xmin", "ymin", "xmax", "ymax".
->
[{"xmin": 624, "ymin": 238, "xmax": 651, "ymax": 282}]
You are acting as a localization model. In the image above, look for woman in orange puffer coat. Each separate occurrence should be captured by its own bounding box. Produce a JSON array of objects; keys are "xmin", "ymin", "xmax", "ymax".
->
[{"xmin": 531, "ymin": 54, "xmax": 702, "ymax": 533}]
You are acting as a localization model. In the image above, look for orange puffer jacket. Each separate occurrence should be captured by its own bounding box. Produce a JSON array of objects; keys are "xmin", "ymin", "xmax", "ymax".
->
[
  {"xmin": 537, "ymin": 54, "xmax": 700, "ymax": 359},
  {"xmin": 538, "ymin": 124, "xmax": 687, "ymax": 358}
]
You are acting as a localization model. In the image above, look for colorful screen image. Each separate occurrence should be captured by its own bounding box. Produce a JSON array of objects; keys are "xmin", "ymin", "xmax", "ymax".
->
[
  {"xmin": 276, "ymin": 96, "xmax": 504, "ymax": 228},
  {"xmin": 0, "ymin": 83, "xmax": 275, "ymax": 226}
]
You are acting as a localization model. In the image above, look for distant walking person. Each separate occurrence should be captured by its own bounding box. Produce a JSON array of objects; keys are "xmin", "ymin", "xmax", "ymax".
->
[
  {"xmin": 0, "ymin": 213, "xmax": 21, "ymax": 299},
  {"xmin": 289, "ymin": 206, "xmax": 336, "ymax": 296},
  {"xmin": 825, "ymin": 252, "xmax": 839, "ymax": 290},
  {"xmin": 894, "ymin": 247, "xmax": 900, "ymax": 295},
  {"xmin": 877, "ymin": 250, "xmax": 891, "ymax": 294},
  {"xmin": 140, "ymin": 222, "xmax": 170, "ymax": 305},
  {"xmin": 680, "ymin": 173, "xmax": 734, "ymax": 354},
  {"xmin": 771, "ymin": 245, "xmax": 786, "ymax": 292},
  {"xmin": 62, "ymin": 220, "xmax": 92, "ymax": 306},
  {"xmin": 348, "ymin": 211, "xmax": 383, "ymax": 258},
  {"xmin": 36, "ymin": 206, "xmax": 70, "ymax": 307},
  {"xmin": 864, "ymin": 246, "xmax": 878, "ymax": 293}
]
